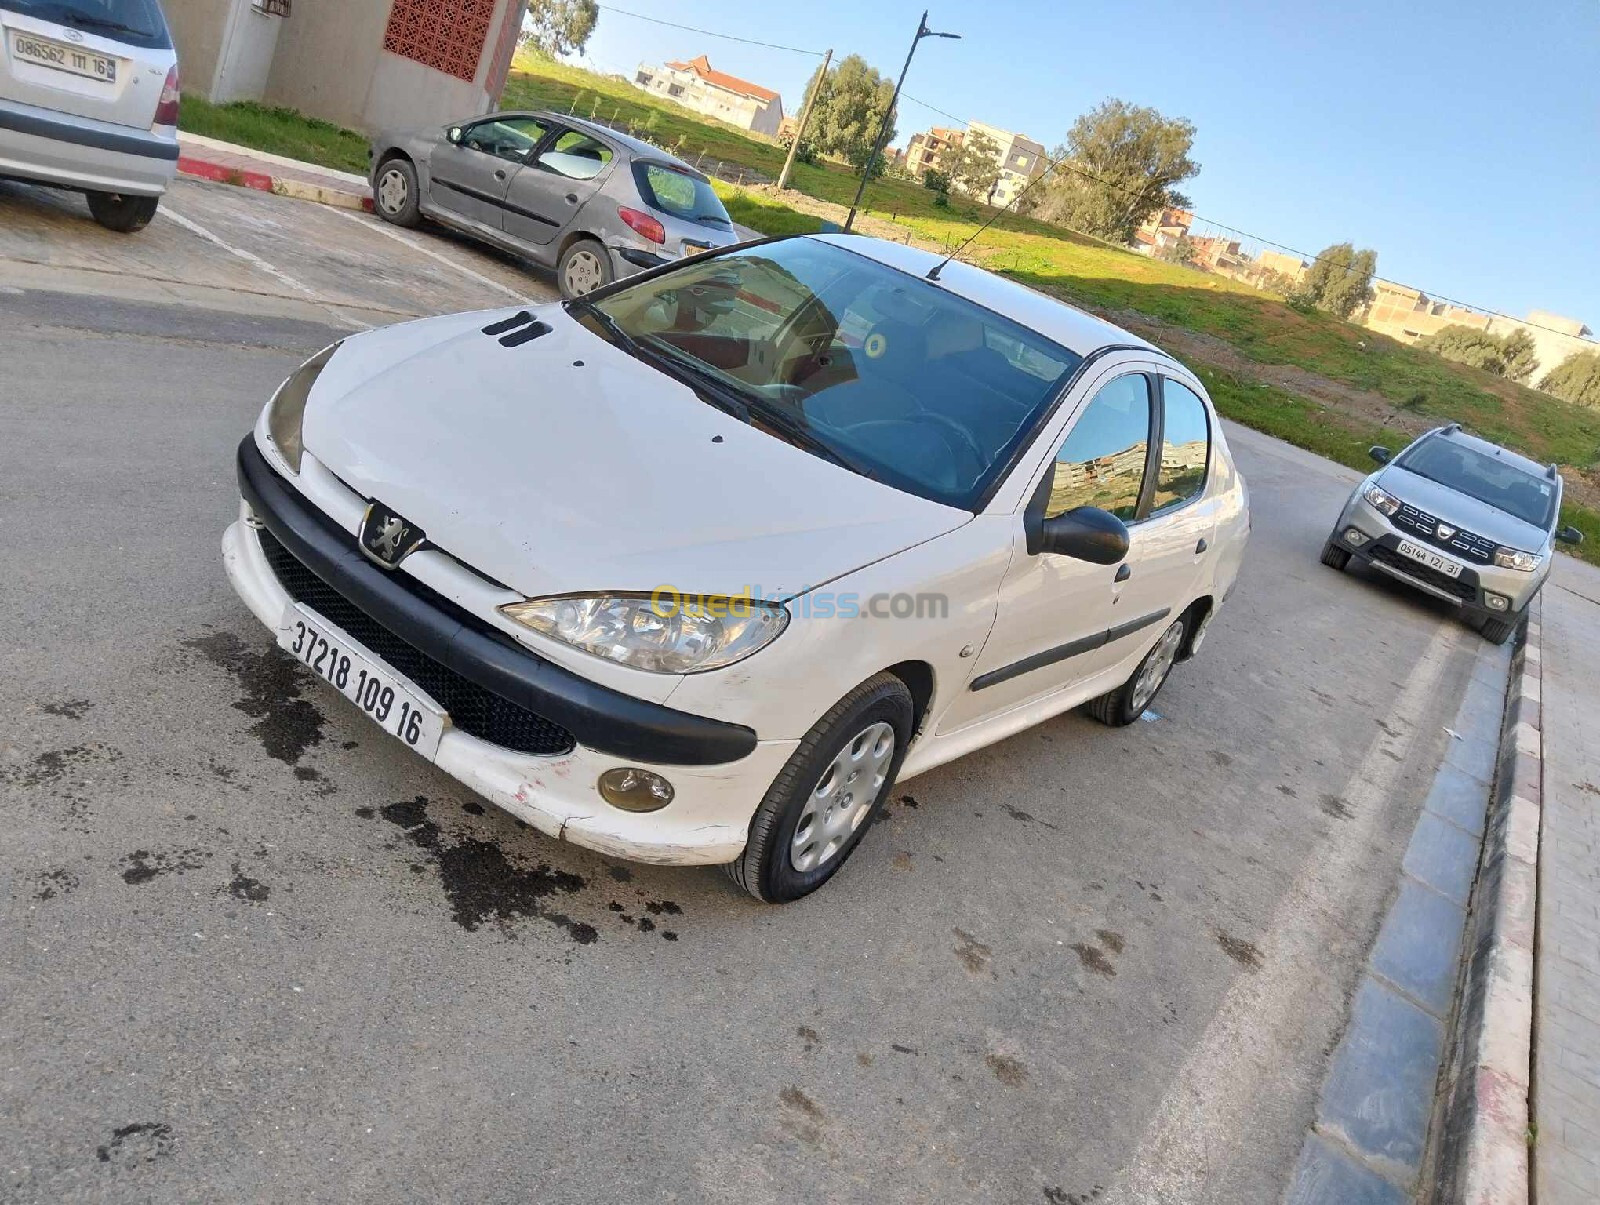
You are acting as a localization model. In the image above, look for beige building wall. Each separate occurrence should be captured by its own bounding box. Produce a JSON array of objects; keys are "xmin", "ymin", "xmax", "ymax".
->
[
  {"xmin": 162, "ymin": 0, "xmax": 229, "ymax": 96},
  {"xmin": 1363, "ymin": 282, "xmax": 1597, "ymax": 381}
]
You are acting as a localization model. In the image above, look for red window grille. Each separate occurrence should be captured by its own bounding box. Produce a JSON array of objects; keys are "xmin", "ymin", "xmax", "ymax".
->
[{"xmin": 382, "ymin": 0, "xmax": 496, "ymax": 84}]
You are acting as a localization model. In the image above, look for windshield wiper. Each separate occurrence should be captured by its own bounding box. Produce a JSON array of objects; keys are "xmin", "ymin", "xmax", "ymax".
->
[
  {"xmin": 745, "ymin": 399, "xmax": 860, "ymax": 473},
  {"xmin": 567, "ymin": 297, "xmax": 639, "ymax": 355},
  {"xmin": 56, "ymin": 13, "xmax": 146, "ymax": 35}
]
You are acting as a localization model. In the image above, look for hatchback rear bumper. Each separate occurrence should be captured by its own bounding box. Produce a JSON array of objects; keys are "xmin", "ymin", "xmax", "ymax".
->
[{"xmin": 0, "ymin": 96, "xmax": 176, "ymax": 196}]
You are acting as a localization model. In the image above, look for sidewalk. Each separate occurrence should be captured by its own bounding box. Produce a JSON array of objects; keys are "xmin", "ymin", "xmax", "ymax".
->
[
  {"xmin": 177, "ymin": 132, "xmax": 372, "ymax": 210},
  {"xmin": 1533, "ymin": 553, "xmax": 1600, "ymax": 1202}
]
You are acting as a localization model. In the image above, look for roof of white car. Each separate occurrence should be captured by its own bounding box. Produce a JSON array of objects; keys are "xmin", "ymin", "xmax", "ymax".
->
[{"xmin": 811, "ymin": 233, "xmax": 1162, "ymax": 359}]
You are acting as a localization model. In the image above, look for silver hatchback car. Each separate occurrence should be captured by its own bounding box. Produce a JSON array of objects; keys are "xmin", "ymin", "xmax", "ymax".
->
[
  {"xmin": 1323, "ymin": 424, "xmax": 1584, "ymax": 644},
  {"xmin": 0, "ymin": 0, "xmax": 180, "ymax": 232},
  {"xmin": 369, "ymin": 110, "xmax": 741, "ymax": 298}
]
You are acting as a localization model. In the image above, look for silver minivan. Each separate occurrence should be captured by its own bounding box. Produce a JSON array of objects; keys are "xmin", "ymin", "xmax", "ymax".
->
[
  {"xmin": 0, "ymin": 0, "xmax": 179, "ymax": 232},
  {"xmin": 369, "ymin": 111, "xmax": 741, "ymax": 298}
]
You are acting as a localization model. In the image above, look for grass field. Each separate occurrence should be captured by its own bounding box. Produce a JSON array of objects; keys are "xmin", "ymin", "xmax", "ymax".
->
[{"xmin": 175, "ymin": 55, "xmax": 1600, "ymax": 562}]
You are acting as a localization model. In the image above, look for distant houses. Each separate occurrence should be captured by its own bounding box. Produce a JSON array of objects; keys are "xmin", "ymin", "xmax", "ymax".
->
[
  {"xmin": 904, "ymin": 122, "xmax": 1046, "ymax": 204},
  {"xmin": 632, "ymin": 55, "xmax": 784, "ymax": 138}
]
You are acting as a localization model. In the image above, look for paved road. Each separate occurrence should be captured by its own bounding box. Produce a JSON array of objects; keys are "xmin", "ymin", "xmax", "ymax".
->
[{"xmin": 1, "ymin": 182, "xmax": 1498, "ymax": 1204}]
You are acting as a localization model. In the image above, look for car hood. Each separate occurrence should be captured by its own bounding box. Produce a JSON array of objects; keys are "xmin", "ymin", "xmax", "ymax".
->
[
  {"xmin": 1377, "ymin": 466, "xmax": 1550, "ymax": 551},
  {"xmin": 300, "ymin": 305, "xmax": 969, "ymax": 599}
]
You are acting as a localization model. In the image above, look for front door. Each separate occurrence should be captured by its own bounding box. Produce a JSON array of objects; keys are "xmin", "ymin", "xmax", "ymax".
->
[
  {"xmin": 938, "ymin": 371, "xmax": 1156, "ymax": 732},
  {"xmin": 429, "ymin": 115, "xmax": 550, "ymax": 229},
  {"xmin": 503, "ymin": 127, "xmax": 616, "ymax": 246}
]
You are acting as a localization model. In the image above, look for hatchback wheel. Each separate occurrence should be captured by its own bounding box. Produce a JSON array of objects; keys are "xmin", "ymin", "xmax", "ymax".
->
[
  {"xmin": 86, "ymin": 191, "xmax": 159, "ymax": 234},
  {"xmin": 727, "ymin": 673, "xmax": 913, "ymax": 903},
  {"xmin": 373, "ymin": 159, "xmax": 421, "ymax": 227},
  {"xmin": 558, "ymin": 238, "xmax": 613, "ymax": 299},
  {"xmin": 1085, "ymin": 616, "xmax": 1188, "ymax": 727}
]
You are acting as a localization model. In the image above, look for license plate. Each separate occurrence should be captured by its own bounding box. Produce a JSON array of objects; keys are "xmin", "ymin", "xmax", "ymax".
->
[
  {"xmin": 276, "ymin": 603, "xmax": 448, "ymax": 760},
  {"xmin": 1397, "ymin": 539, "xmax": 1463, "ymax": 578},
  {"xmin": 10, "ymin": 31, "xmax": 118, "ymax": 82},
  {"xmin": 681, "ymin": 241, "xmax": 710, "ymax": 258}
]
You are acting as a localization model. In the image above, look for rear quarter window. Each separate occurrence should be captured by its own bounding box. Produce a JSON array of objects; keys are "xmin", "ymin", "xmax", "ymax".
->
[{"xmin": 634, "ymin": 163, "xmax": 732, "ymax": 229}]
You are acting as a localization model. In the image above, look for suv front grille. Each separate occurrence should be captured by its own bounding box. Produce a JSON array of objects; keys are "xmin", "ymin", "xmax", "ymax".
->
[
  {"xmin": 1367, "ymin": 543, "xmax": 1479, "ymax": 601},
  {"xmin": 1392, "ymin": 503, "xmax": 1496, "ymax": 565},
  {"xmin": 256, "ymin": 528, "xmax": 576, "ymax": 757}
]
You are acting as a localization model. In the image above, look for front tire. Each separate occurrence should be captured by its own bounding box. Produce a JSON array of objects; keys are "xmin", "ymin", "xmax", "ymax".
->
[
  {"xmin": 1321, "ymin": 541, "xmax": 1351, "ymax": 570},
  {"xmin": 373, "ymin": 158, "xmax": 421, "ymax": 227},
  {"xmin": 86, "ymin": 191, "xmax": 159, "ymax": 233},
  {"xmin": 1084, "ymin": 616, "xmax": 1188, "ymax": 727},
  {"xmin": 1480, "ymin": 614, "xmax": 1520, "ymax": 646},
  {"xmin": 557, "ymin": 237, "xmax": 613, "ymax": 299},
  {"xmin": 727, "ymin": 673, "xmax": 914, "ymax": 903}
]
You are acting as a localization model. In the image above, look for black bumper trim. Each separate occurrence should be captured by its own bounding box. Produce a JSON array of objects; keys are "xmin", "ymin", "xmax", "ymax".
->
[
  {"xmin": 969, "ymin": 607, "xmax": 1171, "ymax": 692},
  {"xmin": 236, "ymin": 437, "xmax": 758, "ymax": 766},
  {"xmin": 617, "ymin": 247, "xmax": 672, "ymax": 269},
  {"xmin": 0, "ymin": 99, "xmax": 180, "ymax": 162}
]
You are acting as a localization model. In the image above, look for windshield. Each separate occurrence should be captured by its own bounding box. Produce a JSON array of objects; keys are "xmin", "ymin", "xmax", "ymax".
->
[
  {"xmin": 633, "ymin": 163, "xmax": 732, "ymax": 229},
  {"xmin": 1396, "ymin": 437, "xmax": 1556, "ymax": 529},
  {"xmin": 587, "ymin": 239, "xmax": 1083, "ymax": 509},
  {"xmin": 5, "ymin": 0, "xmax": 172, "ymax": 48}
]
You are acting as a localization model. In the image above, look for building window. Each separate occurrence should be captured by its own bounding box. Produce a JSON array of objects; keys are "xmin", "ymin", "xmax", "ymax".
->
[
  {"xmin": 668, "ymin": 83, "xmax": 684, "ymax": 97},
  {"xmin": 636, "ymin": 71, "xmax": 653, "ymax": 85},
  {"xmin": 383, "ymin": 0, "xmax": 495, "ymax": 84}
]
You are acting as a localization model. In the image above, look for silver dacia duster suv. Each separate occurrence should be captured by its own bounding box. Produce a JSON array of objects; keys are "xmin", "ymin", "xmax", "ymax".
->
[{"xmin": 1323, "ymin": 424, "xmax": 1584, "ymax": 644}]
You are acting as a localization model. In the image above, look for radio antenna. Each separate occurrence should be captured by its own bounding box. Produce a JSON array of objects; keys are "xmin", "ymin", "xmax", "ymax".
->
[{"xmin": 926, "ymin": 151, "xmax": 1072, "ymax": 281}]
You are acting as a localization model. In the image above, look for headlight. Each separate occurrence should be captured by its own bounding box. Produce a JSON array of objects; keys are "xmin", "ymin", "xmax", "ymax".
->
[
  {"xmin": 1493, "ymin": 547, "xmax": 1543, "ymax": 572},
  {"xmin": 265, "ymin": 341, "xmax": 341, "ymax": 472},
  {"xmin": 500, "ymin": 592, "xmax": 789, "ymax": 674},
  {"xmin": 1363, "ymin": 485, "xmax": 1401, "ymax": 517}
]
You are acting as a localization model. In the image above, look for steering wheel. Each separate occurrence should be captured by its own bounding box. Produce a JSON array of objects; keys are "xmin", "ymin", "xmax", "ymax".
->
[{"xmin": 916, "ymin": 411, "xmax": 989, "ymax": 482}]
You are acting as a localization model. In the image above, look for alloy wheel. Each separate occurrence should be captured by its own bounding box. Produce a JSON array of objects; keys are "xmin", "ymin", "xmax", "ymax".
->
[{"xmin": 1130, "ymin": 619, "xmax": 1186, "ymax": 714}]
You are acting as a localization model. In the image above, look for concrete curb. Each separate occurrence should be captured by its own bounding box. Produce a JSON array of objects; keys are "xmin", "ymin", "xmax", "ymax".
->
[
  {"xmin": 1433, "ymin": 600, "xmax": 1541, "ymax": 1203},
  {"xmin": 176, "ymin": 136, "xmax": 373, "ymax": 213}
]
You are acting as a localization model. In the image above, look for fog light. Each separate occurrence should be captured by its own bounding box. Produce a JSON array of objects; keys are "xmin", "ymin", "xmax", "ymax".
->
[
  {"xmin": 598, "ymin": 767, "xmax": 675, "ymax": 812},
  {"xmin": 1485, "ymin": 593, "xmax": 1510, "ymax": 612},
  {"xmin": 1344, "ymin": 528, "xmax": 1370, "ymax": 547}
]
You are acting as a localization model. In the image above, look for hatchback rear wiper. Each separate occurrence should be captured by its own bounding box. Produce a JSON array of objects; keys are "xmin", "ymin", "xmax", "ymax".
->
[{"xmin": 57, "ymin": 13, "xmax": 146, "ymax": 36}]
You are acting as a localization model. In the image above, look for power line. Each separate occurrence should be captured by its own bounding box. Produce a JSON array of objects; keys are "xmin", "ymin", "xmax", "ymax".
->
[{"xmin": 595, "ymin": 4, "xmax": 826, "ymax": 56}]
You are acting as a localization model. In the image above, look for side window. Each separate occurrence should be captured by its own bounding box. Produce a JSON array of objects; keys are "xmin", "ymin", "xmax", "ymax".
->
[
  {"xmin": 460, "ymin": 118, "xmax": 548, "ymax": 163},
  {"xmin": 537, "ymin": 131, "xmax": 614, "ymax": 180},
  {"xmin": 1045, "ymin": 375, "xmax": 1152, "ymax": 521},
  {"xmin": 1154, "ymin": 379, "xmax": 1211, "ymax": 512}
]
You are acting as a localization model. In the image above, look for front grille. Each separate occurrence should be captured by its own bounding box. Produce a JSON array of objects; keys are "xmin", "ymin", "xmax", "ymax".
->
[
  {"xmin": 1367, "ymin": 543, "xmax": 1478, "ymax": 602},
  {"xmin": 256, "ymin": 528, "xmax": 576, "ymax": 757},
  {"xmin": 1392, "ymin": 503, "xmax": 1496, "ymax": 565}
]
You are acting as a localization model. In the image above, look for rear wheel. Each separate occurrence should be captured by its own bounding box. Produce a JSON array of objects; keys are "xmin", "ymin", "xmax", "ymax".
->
[
  {"xmin": 726, "ymin": 673, "xmax": 913, "ymax": 903},
  {"xmin": 1084, "ymin": 616, "xmax": 1188, "ymax": 727},
  {"xmin": 373, "ymin": 158, "xmax": 421, "ymax": 227},
  {"xmin": 1321, "ymin": 541, "xmax": 1351, "ymax": 570},
  {"xmin": 558, "ymin": 238, "xmax": 613, "ymax": 299},
  {"xmin": 86, "ymin": 191, "xmax": 159, "ymax": 234}
]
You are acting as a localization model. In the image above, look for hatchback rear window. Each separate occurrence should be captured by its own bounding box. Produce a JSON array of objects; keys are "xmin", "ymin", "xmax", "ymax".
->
[
  {"xmin": 633, "ymin": 163, "xmax": 731, "ymax": 229},
  {"xmin": 4, "ymin": 0, "xmax": 172, "ymax": 49}
]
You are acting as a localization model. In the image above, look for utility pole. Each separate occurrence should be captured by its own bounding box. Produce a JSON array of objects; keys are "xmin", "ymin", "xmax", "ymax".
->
[
  {"xmin": 843, "ymin": 11, "xmax": 959, "ymax": 232},
  {"xmin": 777, "ymin": 48, "xmax": 831, "ymax": 192}
]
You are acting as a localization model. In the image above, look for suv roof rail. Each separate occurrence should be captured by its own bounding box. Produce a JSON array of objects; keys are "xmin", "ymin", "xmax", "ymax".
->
[
  {"xmin": 1548, "ymin": 463, "xmax": 1560, "ymax": 480},
  {"xmin": 1439, "ymin": 422, "xmax": 1462, "ymax": 435}
]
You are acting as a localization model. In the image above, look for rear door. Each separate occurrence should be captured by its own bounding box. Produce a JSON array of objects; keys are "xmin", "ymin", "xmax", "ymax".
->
[
  {"xmin": 502, "ymin": 125, "xmax": 616, "ymax": 246},
  {"xmin": 428, "ymin": 115, "xmax": 549, "ymax": 230},
  {"xmin": 1, "ymin": 0, "xmax": 173, "ymax": 126}
]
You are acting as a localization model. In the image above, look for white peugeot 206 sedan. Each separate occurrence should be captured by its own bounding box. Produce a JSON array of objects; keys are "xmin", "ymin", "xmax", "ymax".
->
[{"xmin": 223, "ymin": 234, "xmax": 1250, "ymax": 902}]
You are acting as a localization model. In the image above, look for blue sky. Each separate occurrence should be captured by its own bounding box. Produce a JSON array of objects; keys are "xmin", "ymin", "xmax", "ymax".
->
[{"xmin": 572, "ymin": 0, "xmax": 1599, "ymax": 327}]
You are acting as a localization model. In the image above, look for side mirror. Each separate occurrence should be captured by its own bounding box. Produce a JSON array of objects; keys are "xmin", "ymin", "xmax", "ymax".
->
[
  {"xmin": 1369, "ymin": 445, "xmax": 1392, "ymax": 464},
  {"xmin": 1557, "ymin": 525, "xmax": 1585, "ymax": 546},
  {"xmin": 1035, "ymin": 506, "xmax": 1130, "ymax": 565},
  {"xmin": 447, "ymin": 126, "xmax": 463, "ymax": 145}
]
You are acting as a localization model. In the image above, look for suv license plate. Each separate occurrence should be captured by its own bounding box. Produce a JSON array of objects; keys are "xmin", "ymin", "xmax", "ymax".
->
[
  {"xmin": 277, "ymin": 603, "xmax": 447, "ymax": 759},
  {"xmin": 1396, "ymin": 539, "xmax": 1463, "ymax": 578},
  {"xmin": 10, "ymin": 31, "xmax": 118, "ymax": 83}
]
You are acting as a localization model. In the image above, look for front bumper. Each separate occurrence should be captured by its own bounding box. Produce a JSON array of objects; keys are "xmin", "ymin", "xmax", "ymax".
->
[
  {"xmin": 1333, "ymin": 495, "xmax": 1545, "ymax": 616},
  {"xmin": 0, "ymin": 97, "xmax": 177, "ymax": 196},
  {"xmin": 224, "ymin": 437, "xmax": 796, "ymax": 866}
]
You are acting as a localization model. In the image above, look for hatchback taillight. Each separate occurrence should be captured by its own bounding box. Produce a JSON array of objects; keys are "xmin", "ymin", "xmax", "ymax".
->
[
  {"xmin": 153, "ymin": 65, "xmax": 180, "ymax": 128},
  {"xmin": 617, "ymin": 205, "xmax": 665, "ymax": 245}
]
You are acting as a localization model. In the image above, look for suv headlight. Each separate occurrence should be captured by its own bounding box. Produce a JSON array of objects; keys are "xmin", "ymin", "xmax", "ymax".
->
[
  {"xmin": 1363, "ymin": 485, "xmax": 1401, "ymax": 517},
  {"xmin": 265, "ymin": 341, "xmax": 342, "ymax": 472},
  {"xmin": 500, "ymin": 592, "xmax": 789, "ymax": 674},
  {"xmin": 1493, "ymin": 547, "xmax": 1543, "ymax": 572}
]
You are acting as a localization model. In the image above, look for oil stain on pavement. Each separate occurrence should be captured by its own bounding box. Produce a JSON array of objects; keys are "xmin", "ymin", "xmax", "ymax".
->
[{"xmin": 184, "ymin": 630, "xmax": 324, "ymax": 766}]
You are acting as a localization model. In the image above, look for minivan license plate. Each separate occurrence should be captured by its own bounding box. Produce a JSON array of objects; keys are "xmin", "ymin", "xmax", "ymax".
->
[
  {"xmin": 10, "ymin": 32, "xmax": 118, "ymax": 83},
  {"xmin": 1397, "ymin": 539, "xmax": 1463, "ymax": 578},
  {"xmin": 277, "ymin": 603, "xmax": 447, "ymax": 760}
]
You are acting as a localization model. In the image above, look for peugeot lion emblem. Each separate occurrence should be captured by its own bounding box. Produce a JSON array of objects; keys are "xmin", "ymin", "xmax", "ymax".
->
[{"xmin": 359, "ymin": 503, "xmax": 426, "ymax": 569}]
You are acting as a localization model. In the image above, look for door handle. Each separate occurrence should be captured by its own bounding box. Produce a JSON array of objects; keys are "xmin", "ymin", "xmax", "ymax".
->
[
  {"xmin": 1195, "ymin": 538, "xmax": 1209, "ymax": 554},
  {"xmin": 1115, "ymin": 564, "xmax": 1131, "ymax": 583},
  {"xmin": 493, "ymin": 169, "xmax": 507, "ymax": 181},
  {"xmin": 565, "ymin": 193, "xmax": 579, "ymax": 204}
]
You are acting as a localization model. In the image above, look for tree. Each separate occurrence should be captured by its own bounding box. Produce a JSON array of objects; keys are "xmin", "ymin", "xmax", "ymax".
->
[
  {"xmin": 521, "ymin": 0, "xmax": 598, "ymax": 59},
  {"xmin": 944, "ymin": 131, "xmax": 1002, "ymax": 204},
  {"xmin": 922, "ymin": 167, "xmax": 951, "ymax": 206},
  {"xmin": 797, "ymin": 54, "xmax": 897, "ymax": 173},
  {"xmin": 1417, "ymin": 325, "xmax": 1510, "ymax": 374},
  {"xmin": 1540, "ymin": 352, "xmax": 1600, "ymax": 408},
  {"xmin": 1299, "ymin": 242, "xmax": 1377, "ymax": 319},
  {"xmin": 1500, "ymin": 329, "xmax": 1539, "ymax": 383},
  {"xmin": 1030, "ymin": 99, "xmax": 1198, "ymax": 242}
]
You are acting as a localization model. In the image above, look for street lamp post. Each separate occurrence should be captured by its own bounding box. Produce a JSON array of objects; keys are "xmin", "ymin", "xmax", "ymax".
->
[{"xmin": 842, "ymin": 10, "xmax": 959, "ymax": 232}]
